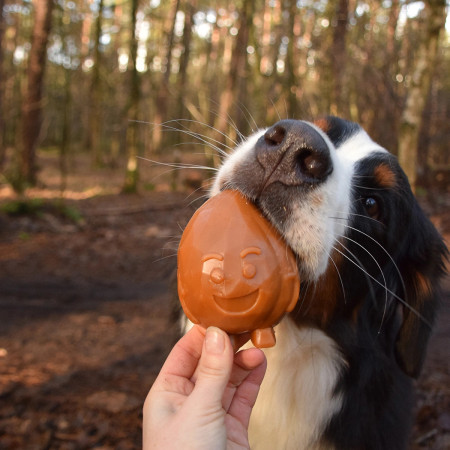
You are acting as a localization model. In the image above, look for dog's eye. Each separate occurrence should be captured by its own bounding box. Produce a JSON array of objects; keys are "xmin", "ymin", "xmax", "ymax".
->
[{"xmin": 364, "ymin": 197, "xmax": 380, "ymax": 219}]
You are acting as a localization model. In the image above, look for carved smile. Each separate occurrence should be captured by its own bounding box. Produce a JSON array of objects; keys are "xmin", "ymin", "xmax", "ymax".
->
[{"xmin": 214, "ymin": 290, "xmax": 259, "ymax": 314}]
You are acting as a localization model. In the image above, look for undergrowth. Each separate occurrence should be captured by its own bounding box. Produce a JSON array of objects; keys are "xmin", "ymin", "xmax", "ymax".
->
[{"xmin": 0, "ymin": 198, "xmax": 84, "ymax": 225}]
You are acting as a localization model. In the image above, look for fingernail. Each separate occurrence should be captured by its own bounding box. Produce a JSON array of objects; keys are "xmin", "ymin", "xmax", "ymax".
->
[{"xmin": 205, "ymin": 327, "xmax": 225, "ymax": 354}]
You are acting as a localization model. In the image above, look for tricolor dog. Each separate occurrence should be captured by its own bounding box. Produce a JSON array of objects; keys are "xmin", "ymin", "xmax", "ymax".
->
[{"xmin": 184, "ymin": 116, "xmax": 447, "ymax": 449}]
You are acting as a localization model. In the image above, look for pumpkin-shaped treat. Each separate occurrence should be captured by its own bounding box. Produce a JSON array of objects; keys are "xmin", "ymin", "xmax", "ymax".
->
[{"xmin": 177, "ymin": 190, "xmax": 300, "ymax": 348}]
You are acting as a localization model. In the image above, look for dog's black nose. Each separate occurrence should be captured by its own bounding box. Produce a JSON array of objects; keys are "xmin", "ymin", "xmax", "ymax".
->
[{"xmin": 256, "ymin": 119, "xmax": 333, "ymax": 186}]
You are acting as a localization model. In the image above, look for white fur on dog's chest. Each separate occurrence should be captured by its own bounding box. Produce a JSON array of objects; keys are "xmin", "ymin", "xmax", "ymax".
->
[{"xmin": 248, "ymin": 318, "xmax": 346, "ymax": 450}]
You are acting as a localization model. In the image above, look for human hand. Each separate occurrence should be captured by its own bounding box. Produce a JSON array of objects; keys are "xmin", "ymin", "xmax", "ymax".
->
[{"xmin": 143, "ymin": 325, "xmax": 267, "ymax": 449}]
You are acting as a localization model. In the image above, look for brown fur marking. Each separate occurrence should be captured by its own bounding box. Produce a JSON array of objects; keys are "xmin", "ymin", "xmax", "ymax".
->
[
  {"xmin": 374, "ymin": 163, "xmax": 396, "ymax": 188},
  {"xmin": 313, "ymin": 118, "xmax": 330, "ymax": 134}
]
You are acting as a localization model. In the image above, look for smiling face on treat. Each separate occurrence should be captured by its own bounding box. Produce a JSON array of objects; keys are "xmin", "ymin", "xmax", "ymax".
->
[{"xmin": 177, "ymin": 190, "xmax": 299, "ymax": 336}]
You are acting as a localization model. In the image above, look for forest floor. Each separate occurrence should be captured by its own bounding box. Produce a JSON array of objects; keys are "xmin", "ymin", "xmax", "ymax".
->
[{"xmin": 0, "ymin": 152, "xmax": 449, "ymax": 449}]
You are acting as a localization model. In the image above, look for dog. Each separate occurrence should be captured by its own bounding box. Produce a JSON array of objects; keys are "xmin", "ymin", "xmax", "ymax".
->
[{"xmin": 182, "ymin": 116, "xmax": 447, "ymax": 449}]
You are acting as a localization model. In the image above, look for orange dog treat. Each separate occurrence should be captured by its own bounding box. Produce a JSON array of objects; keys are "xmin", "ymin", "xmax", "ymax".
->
[{"xmin": 177, "ymin": 190, "xmax": 300, "ymax": 348}]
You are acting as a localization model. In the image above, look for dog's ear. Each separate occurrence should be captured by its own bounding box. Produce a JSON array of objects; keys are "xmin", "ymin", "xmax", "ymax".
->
[{"xmin": 394, "ymin": 204, "xmax": 447, "ymax": 378}]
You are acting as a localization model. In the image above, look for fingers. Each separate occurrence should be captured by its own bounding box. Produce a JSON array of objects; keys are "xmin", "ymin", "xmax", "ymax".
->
[
  {"xmin": 227, "ymin": 352, "xmax": 267, "ymax": 428},
  {"xmin": 151, "ymin": 325, "xmax": 206, "ymax": 392},
  {"xmin": 150, "ymin": 324, "xmax": 267, "ymax": 427},
  {"xmin": 234, "ymin": 347, "xmax": 266, "ymax": 372},
  {"xmin": 222, "ymin": 348, "xmax": 266, "ymax": 413},
  {"xmin": 189, "ymin": 327, "xmax": 234, "ymax": 408}
]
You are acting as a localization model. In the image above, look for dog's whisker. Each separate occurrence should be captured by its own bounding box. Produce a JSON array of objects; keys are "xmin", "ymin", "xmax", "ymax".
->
[
  {"xmin": 270, "ymin": 97, "xmax": 282, "ymax": 122},
  {"xmin": 131, "ymin": 118, "xmax": 236, "ymax": 156},
  {"xmin": 233, "ymin": 100, "xmax": 259, "ymax": 134},
  {"xmin": 283, "ymin": 98, "xmax": 288, "ymax": 119},
  {"xmin": 157, "ymin": 123, "xmax": 233, "ymax": 156},
  {"xmin": 186, "ymin": 193, "xmax": 210, "ymax": 209},
  {"xmin": 137, "ymin": 156, "xmax": 219, "ymax": 173},
  {"xmin": 176, "ymin": 222, "xmax": 186, "ymax": 234},
  {"xmin": 161, "ymin": 118, "xmax": 239, "ymax": 146},
  {"xmin": 294, "ymin": 280, "xmax": 312, "ymax": 320},
  {"xmin": 331, "ymin": 213, "xmax": 384, "ymax": 226},
  {"xmin": 169, "ymin": 143, "xmax": 227, "ymax": 160},
  {"xmin": 165, "ymin": 120, "xmax": 236, "ymax": 153},
  {"xmin": 338, "ymin": 223, "xmax": 408, "ymax": 307},
  {"xmin": 328, "ymin": 251, "xmax": 346, "ymax": 305},
  {"xmin": 160, "ymin": 246, "xmax": 180, "ymax": 254},
  {"xmin": 207, "ymin": 101, "xmax": 246, "ymax": 142},
  {"xmin": 304, "ymin": 285, "xmax": 318, "ymax": 315},
  {"xmin": 351, "ymin": 184, "xmax": 390, "ymax": 191},
  {"xmin": 332, "ymin": 243, "xmax": 378, "ymax": 306},
  {"xmin": 332, "ymin": 245, "xmax": 432, "ymax": 329},
  {"xmin": 162, "ymin": 232, "xmax": 183, "ymax": 241},
  {"xmin": 301, "ymin": 280, "xmax": 319, "ymax": 317},
  {"xmin": 294, "ymin": 239, "xmax": 345, "ymax": 318},
  {"xmin": 183, "ymin": 185, "xmax": 210, "ymax": 203},
  {"xmin": 162, "ymin": 240, "xmax": 181, "ymax": 248},
  {"xmin": 221, "ymin": 179, "xmax": 239, "ymax": 193},
  {"xmin": 336, "ymin": 235, "xmax": 389, "ymax": 334},
  {"xmin": 160, "ymin": 238, "xmax": 182, "ymax": 249},
  {"xmin": 152, "ymin": 253, "xmax": 178, "ymax": 264}
]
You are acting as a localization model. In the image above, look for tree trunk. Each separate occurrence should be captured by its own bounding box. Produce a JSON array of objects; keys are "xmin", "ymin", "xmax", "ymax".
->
[
  {"xmin": 386, "ymin": 0, "xmax": 400, "ymax": 57},
  {"xmin": 19, "ymin": 0, "xmax": 54, "ymax": 187},
  {"xmin": 233, "ymin": 0, "xmax": 252, "ymax": 136},
  {"xmin": 214, "ymin": 0, "xmax": 252, "ymax": 149},
  {"xmin": 123, "ymin": 0, "xmax": 140, "ymax": 193},
  {"xmin": 330, "ymin": 0, "xmax": 349, "ymax": 117},
  {"xmin": 0, "ymin": 0, "xmax": 5, "ymax": 168},
  {"xmin": 397, "ymin": 0, "xmax": 446, "ymax": 193},
  {"xmin": 87, "ymin": 0, "xmax": 104, "ymax": 165},
  {"xmin": 259, "ymin": 0, "xmax": 272, "ymax": 76},
  {"xmin": 176, "ymin": 0, "xmax": 197, "ymax": 122},
  {"xmin": 380, "ymin": 0, "xmax": 401, "ymax": 149},
  {"xmin": 151, "ymin": 0, "xmax": 181, "ymax": 153},
  {"xmin": 285, "ymin": 0, "xmax": 300, "ymax": 118},
  {"xmin": 206, "ymin": 18, "xmax": 230, "ymax": 128},
  {"xmin": 59, "ymin": 65, "xmax": 72, "ymax": 195}
]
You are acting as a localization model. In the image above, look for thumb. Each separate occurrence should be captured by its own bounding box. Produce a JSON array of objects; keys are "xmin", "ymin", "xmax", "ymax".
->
[{"xmin": 190, "ymin": 327, "xmax": 233, "ymax": 408}]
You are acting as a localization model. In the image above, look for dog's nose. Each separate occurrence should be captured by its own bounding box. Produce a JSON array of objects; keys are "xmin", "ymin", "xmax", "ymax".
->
[{"xmin": 256, "ymin": 119, "xmax": 333, "ymax": 186}]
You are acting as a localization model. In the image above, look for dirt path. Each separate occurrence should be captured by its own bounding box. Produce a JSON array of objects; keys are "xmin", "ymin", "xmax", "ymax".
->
[{"xmin": 0, "ymin": 192, "xmax": 448, "ymax": 449}]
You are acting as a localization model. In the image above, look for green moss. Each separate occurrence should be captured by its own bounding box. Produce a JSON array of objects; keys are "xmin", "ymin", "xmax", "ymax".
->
[
  {"xmin": 0, "ymin": 199, "xmax": 44, "ymax": 216},
  {"xmin": 0, "ymin": 199, "xmax": 84, "ymax": 225}
]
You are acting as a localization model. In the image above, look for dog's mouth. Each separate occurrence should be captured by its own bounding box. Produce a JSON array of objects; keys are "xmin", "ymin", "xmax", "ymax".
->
[{"xmin": 213, "ymin": 290, "xmax": 259, "ymax": 314}]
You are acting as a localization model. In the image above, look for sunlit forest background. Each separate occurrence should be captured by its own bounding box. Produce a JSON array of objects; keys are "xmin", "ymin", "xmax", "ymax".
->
[
  {"xmin": 0, "ymin": 0, "xmax": 449, "ymax": 197},
  {"xmin": 0, "ymin": 2, "xmax": 449, "ymax": 448}
]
